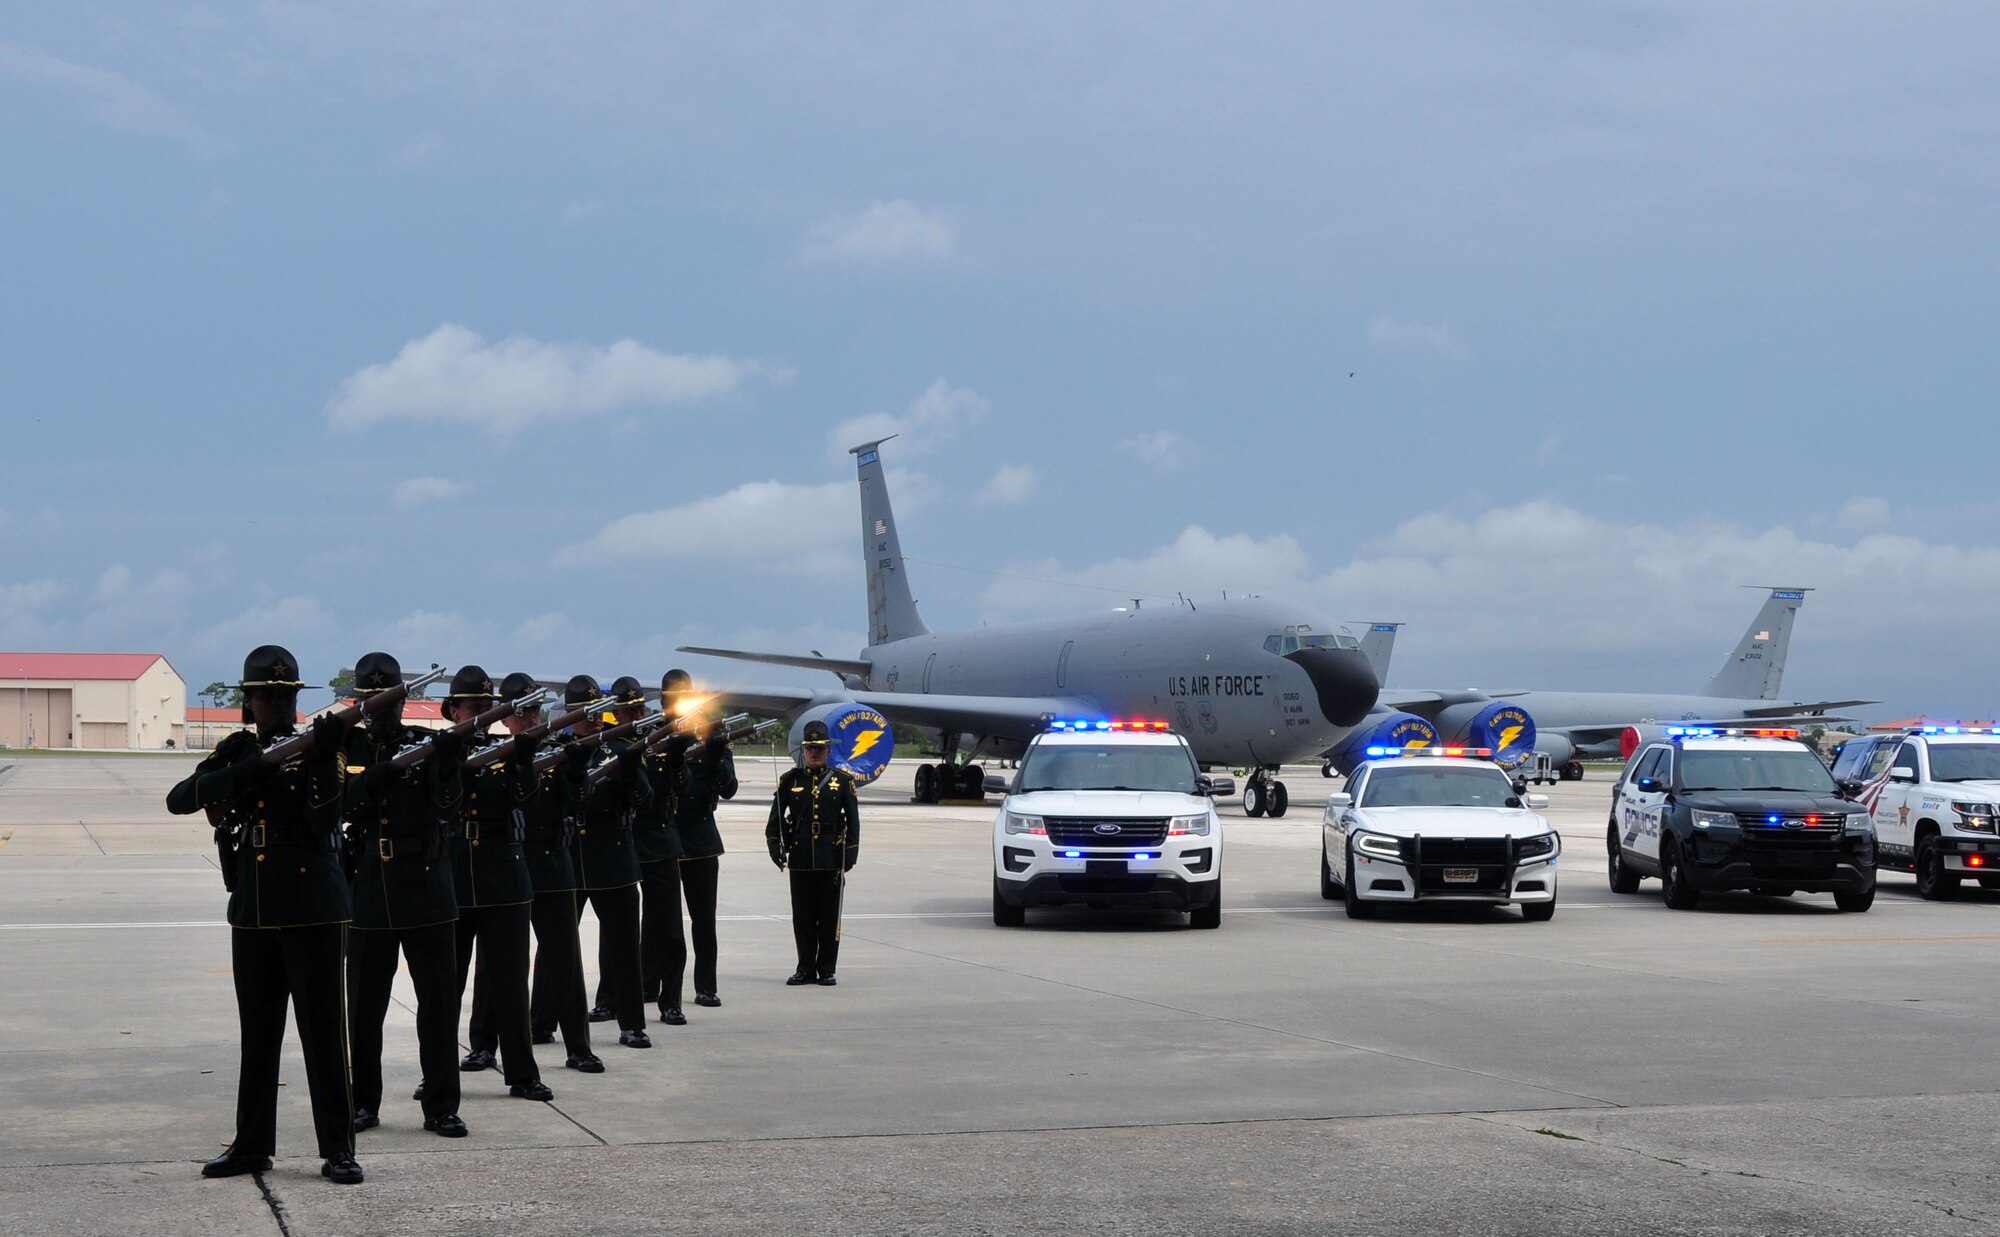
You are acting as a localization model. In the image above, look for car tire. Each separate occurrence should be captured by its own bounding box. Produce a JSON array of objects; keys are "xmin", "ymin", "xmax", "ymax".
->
[
  {"xmin": 1915, "ymin": 834, "xmax": 1959, "ymax": 901},
  {"xmin": 992, "ymin": 878, "xmax": 1026, "ymax": 927},
  {"xmin": 1660, "ymin": 838, "xmax": 1700, "ymax": 910},
  {"xmin": 1320, "ymin": 845, "xmax": 1340, "ymax": 900},
  {"xmin": 1607, "ymin": 826, "xmax": 1641, "ymax": 894},
  {"xmin": 1834, "ymin": 884, "xmax": 1875, "ymax": 913},
  {"xmin": 1189, "ymin": 888, "xmax": 1221, "ymax": 929},
  {"xmin": 1343, "ymin": 851, "xmax": 1377, "ymax": 920},
  {"xmin": 1268, "ymin": 782, "xmax": 1289, "ymax": 818},
  {"xmin": 1521, "ymin": 900, "xmax": 1555, "ymax": 922},
  {"xmin": 1244, "ymin": 781, "xmax": 1266, "ymax": 817}
]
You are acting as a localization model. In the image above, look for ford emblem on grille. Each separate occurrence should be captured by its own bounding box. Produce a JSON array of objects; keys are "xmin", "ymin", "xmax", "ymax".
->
[
  {"xmin": 1782, "ymin": 818, "xmax": 1804, "ymax": 829},
  {"xmin": 1093, "ymin": 823, "xmax": 1123, "ymax": 835}
]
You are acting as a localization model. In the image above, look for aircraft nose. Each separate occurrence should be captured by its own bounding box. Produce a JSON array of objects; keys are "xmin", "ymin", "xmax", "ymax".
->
[{"xmin": 1285, "ymin": 647, "xmax": 1380, "ymax": 727}]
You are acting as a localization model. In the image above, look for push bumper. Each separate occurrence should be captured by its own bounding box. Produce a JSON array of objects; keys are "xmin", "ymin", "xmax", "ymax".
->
[{"xmin": 1348, "ymin": 854, "xmax": 1558, "ymax": 905}]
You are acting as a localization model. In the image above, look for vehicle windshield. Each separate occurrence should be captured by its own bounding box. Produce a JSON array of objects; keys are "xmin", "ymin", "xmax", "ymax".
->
[
  {"xmin": 1362, "ymin": 765, "xmax": 1516, "ymax": 808},
  {"xmin": 1928, "ymin": 744, "xmax": 2000, "ymax": 783},
  {"xmin": 1679, "ymin": 749, "xmax": 1836, "ymax": 793},
  {"xmin": 1018, "ymin": 743, "xmax": 1198, "ymax": 794}
]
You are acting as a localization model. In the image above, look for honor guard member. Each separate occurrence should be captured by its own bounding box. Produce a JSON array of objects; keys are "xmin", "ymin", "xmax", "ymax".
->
[
  {"xmin": 505, "ymin": 674, "xmax": 604, "ymax": 1072},
  {"xmin": 766, "ymin": 720, "xmax": 859, "ymax": 986},
  {"xmin": 571, "ymin": 675, "xmax": 654, "ymax": 1047},
  {"xmin": 342, "ymin": 652, "xmax": 469, "ymax": 1137},
  {"xmin": 631, "ymin": 690, "xmax": 689, "ymax": 1026},
  {"xmin": 167, "ymin": 645, "xmax": 362, "ymax": 1185},
  {"xmin": 443, "ymin": 667, "xmax": 553, "ymax": 1103},
  {"xmin": 665, "ymin": 668, "xmax": 737, "ymax": 1009}
]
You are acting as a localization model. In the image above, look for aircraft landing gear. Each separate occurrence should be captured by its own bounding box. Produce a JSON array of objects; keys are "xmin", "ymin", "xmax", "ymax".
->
[
  {"xmin": 914, "ymin": 736, "xmax": 987, "ymax": 804},
  {"xmin": 1320, "ymin": 760, "xmax": 1336, "ymax": 779},
  {"xmin": 1243, "ymin": 767, "xmax": 1289, "ymax": 818},
  {"xmin": 1561, "ymin": 761, "xmax": 1584, "ymax": 782}
]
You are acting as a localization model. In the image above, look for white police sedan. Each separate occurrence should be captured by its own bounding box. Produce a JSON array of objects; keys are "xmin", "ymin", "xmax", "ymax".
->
[{"xmin": 1321, "ymin": 747, "xmax": 1559, "ymax": 921}]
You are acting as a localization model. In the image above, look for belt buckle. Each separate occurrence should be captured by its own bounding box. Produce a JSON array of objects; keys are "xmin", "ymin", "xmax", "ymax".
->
[
  {"xmin": 378, "ymin": 837, "xmax": 394, "ymax": 861},
  {"xmin": 250, "ymin": 824, "xmax": 266, "ymax": 848},
  {"xmin": 465, "ymin": 822, "xmax": 479, "ymax": 842}
]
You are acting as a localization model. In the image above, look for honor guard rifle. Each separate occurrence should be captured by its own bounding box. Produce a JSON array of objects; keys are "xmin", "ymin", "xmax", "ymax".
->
[
  {"xmin": 534, "ymin": 708, "xmax": 673, "ymax": 775},
  {"xmin": 463, "ymin": 694, "xmax": 616, "ymax": 771},
  {"xmin": 583, "ymin": 712, "xmax": 765, "ymax": 785},
  {"xmin": 388, "ymin": 687, "xmax": 548, "ymax": 771}
]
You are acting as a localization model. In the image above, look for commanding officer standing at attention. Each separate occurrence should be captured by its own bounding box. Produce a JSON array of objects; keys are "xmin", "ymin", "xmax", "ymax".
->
[
  {"xmin": 443, "ymin": 667, "xmax": 553, "ymax": 1103},
  {"xmin": 766, "ymin": 720, "xmax": 860, "ymax": 987},
  {"xmin": 168, "ymin": 646, "xmax": 361, "ymax": 1185},
  {"xmin": 664, "ymin": 668, "xmax": 736, "ymax": 1010},
  {"xmin": 572, "ymin": 675, "xmax": 653, "ymax": 1048},
  {"xmin": 343, "ymin": 652, "xmax": 469, "ymax": 1138}
]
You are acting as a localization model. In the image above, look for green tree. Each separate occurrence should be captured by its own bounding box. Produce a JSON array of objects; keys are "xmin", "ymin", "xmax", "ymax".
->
[
  {"xmin": 201, "ymin": 681, "xmax": 241, "ymax": 708},
  {"xmin": 328, "ymin": 671, "xmax": 354, "ymax": 692}
]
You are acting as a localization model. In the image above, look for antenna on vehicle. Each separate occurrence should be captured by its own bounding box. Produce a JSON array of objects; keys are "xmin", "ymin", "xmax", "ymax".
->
[{"xmin": 1131, "ymin": 598, "xmax": 1142, "ymax": 610}]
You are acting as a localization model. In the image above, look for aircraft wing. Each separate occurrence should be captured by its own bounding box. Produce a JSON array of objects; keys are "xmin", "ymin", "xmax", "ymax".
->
[
  {"xmin": 676, "ymin": 646, "xmax": 873, "ymax": 679},
  {"xmin": 1375, "ymin": 690, "xmax": 1446, "ymax": 714},
  {"xmin": 696, "ymin": 683, "xmax": 1094, "ymax": 739},
  {"xmin": 1734, "ymin": 699, "xmax": 1875, "ymax": 718}
]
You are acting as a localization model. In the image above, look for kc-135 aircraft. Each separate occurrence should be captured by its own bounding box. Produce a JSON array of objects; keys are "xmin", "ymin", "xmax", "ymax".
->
[{"xmin": 676, "ymin": 438, "xmax": 1380, "ymax": 815}]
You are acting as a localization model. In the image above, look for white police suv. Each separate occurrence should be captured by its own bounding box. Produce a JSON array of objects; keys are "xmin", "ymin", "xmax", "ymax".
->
[
  {"xmin": 992, "ymin": 720, "xmax": 1228, "ymax": 929},
  {"xmin": 1321, "ymin": 746, "xmax": 1559, "ymax": 921},
  {"xmin": 1844, "ymin": 726, "xmax": 2000, "ymax": 899}
]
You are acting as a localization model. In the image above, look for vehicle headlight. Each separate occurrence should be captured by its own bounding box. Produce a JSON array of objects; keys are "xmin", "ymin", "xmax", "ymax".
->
[
  {"xmin": 1168, "ymin": 813, "xmax": 1211, "ymax": 837},
  {"xmin": 1951, "ymin": 802, "xmax": 1996, "ymax": 834},
  {"xmin": 1692, "ymin": 809, "xmax": 1736, "ymax": 830},
  {"xmin": 1516, "ymin": 832, "xmax": 1559, "ymax": 860},
  {"xmin": 1844, "ymin": 812, "xmax": 1873, "ymax": 834},
  {"xmin": 1353, "ymin": 832, "xmax": 1403, "ymax": 860},
  {"xmin": 1003, "ymin": 812, "xmax": 1045, "ymax": 836}
]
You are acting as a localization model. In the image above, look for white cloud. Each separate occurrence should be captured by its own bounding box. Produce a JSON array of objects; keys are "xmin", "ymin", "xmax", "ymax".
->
[
  {"xmin": 805, "ymin": 199, "xmax": 955, "ymax": 264},
  {"xmin": 0, "ymin": 40, "xmax": 219, "ymax": 154},
  {"xmin": 828, "ymin": 379, "xmax": 989, "ymax": 458},
  {"xmin": 1118, "ymin": 430, "xmax": 1187, "ymax": 471},
  {"xmin": 326, "ymin": 323, "xmax": 757, "ymax": 434},
  {"xmin": 977, "ymin": 464, "xmax": 1035, "ymax": 505},
  {"xmin": 394, "ymin": 476, "xmax": 469, "ymax": 509},
  {"xmin": 565, "ymin": 478, "xmax": 856, "ymax": 577},
  {"xmin": 1834, "ymin": 495, "xmax": 1891, "ymax": 532},
  {"xmin": 0, "ymin": 579, "xmax": 63, "ymax": 644},
  {"xmin": 1366, "ymin": 316, "xmax": 1469, "ymax": 360},
  {"xmin": 96, "ymin": 564, "xmax": 131, "ymax": 600},
  {"xmin": 394, "ymin": 131, "xmax": 445, "ymax": 165}
]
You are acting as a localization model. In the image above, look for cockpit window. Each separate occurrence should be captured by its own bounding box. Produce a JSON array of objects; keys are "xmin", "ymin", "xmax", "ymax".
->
[
  {"xmin": 1300, "ymin": 633, "xmax": 1360, "ymax": 651},
  {"xmin": 1269, "ymin": 630, "xmax": 1361, "ymax": 653}
]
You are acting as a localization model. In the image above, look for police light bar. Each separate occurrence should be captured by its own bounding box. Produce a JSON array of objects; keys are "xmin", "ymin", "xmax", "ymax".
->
[
  {"xmin": 1911, "ymin": 725, "xmax": 1995, "ymax": 736},
  {"xmin": 1665, "ymin": 726, "xmax": 1801, "ymax": 740},
  {"xmin": 1045, "ymin": 719, "xmax": 1172, "ymax": 733},
  {"xmin": 1364, "ymin": 746, "xmax": 1494, "ymax": 759}
]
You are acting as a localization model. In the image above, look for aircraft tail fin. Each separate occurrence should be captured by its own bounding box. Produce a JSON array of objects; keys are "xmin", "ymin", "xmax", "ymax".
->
[
  {"xmin": 1356, "ymin": 622, "xmax": 1401, "ymax": 685},
  {"xmin": 850, "ymin": 437, "xmax": 930, "ymax": 646},
  {"xmin": 1703, "ymin": 587, "xmax": 1808, "ymax": 699}
]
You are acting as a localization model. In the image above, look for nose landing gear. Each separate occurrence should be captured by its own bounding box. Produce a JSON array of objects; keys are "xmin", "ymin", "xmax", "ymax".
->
[{"xmin": 1242, "ymin": 767, "xmax": 1289, "ymax": 818}]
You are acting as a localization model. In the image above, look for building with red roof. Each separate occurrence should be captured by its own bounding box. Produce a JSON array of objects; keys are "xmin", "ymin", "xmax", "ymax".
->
[{"xmin": 1, "ymin": 653, "xmax": 187, "ymax": 750}]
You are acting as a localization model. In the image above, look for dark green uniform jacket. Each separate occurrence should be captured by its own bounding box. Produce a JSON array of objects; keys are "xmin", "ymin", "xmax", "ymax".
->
[
  {"xmin": 343, "ymin": 724, "xmax": 463, "ymax": 930},
  {"xmin": 450, "ymin": 733, "xmax": 536, "ymax": 908},
  {"xmin": 634, "ymin": 741, "xmax": 684, "ymax": 865},
  {"xmin": 675, "ymin": 738, "xmax": 737, "ymax": 860},
  {"xmin": 168, "ymin": 728, "xmax": 351, "ymax": 929},
  {"xmin": 766, "ymin": 766, "xmax": 860, "ymax": 872},
  {"xmin": 523, "ymin": 743, "xmax": 586, "ymax": 893},
  {"xmin": 570, "ymin": 735, "xmax": 650, "ymax": 891}
]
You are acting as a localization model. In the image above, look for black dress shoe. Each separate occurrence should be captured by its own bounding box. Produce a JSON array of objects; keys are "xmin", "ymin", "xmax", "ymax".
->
[
  {"xmin": 817, "ymin": 974, "xmax": 838, "ymax": 986},
  {"xmin": 587, "ymin": 1005, "xmax": 615, "ymax": 1023},
  {"xmin": 352, "ymin": 1108, "xmax": 379, "ymax": 1133},
  {"xmin": 618, "ymin": 1029, "xmax": 652, "ymax": 1049},
  {"xmin": 424, "ymin": 1113, "xmax": 469, "ymax": 1138},
  {"xmin": 565, "ymin": 1053, "xmax": 605, "ymax": 1073},
  {"xmin": 785, "ymin": 971, "xmax": 815, "ymax": 986},
  {"xmin": 321, "ymin": 1153, "xmax": 364, "ymax": 1185},
  {"xmin": 201, "ymin": 1147, "xmax": 271, "ymax": 1178},
  {"xmin": 412, "ymin": 1080, "xmax": 426, "ymax": 1102},
  {"xmin": 694, "ymin": 991, "xmax": 722, "ymax": 1008},
  {"xmin": 660, "ymin": 1006, "xmax": 686, "ymax": 1026},
  {"xmin": 510, "ymin": 1080, "xmax": 555, "ymax": 1101},
  {"xmin": 459, "ymin": 1049, "xmax": 495, "ymax": 1073},
  {"xmin": 531, "ymin": 1029, "xmax": 555, "ymax": 1045}
]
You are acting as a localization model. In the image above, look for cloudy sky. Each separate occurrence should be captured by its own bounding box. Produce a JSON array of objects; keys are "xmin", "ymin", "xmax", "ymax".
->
[{"xmin": 2, "ymin": 3, "xmax": 1995, "ymax": 719}]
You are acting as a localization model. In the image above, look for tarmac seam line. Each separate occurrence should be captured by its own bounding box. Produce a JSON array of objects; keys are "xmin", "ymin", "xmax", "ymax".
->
[{"xmin": 252, "ymin": 1170, "xmax": 296, "ymax": 1237}]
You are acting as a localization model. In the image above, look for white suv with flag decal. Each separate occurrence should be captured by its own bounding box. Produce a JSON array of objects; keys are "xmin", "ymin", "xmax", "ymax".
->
[
  {"xmin": 1322, "ymin": 746, "xmax": 1559, "ymax": 921},
  {"xmin": 992, "ymin": 721, "xmax": 1228, "ymax": 929},
  {"xmin": 1846, "ymin": 727, "xmax": 2000, "ymax": 899}
]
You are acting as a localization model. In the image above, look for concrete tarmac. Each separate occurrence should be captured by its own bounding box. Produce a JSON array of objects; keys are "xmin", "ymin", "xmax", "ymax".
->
[{"xmin": 2, "ymin": 752, "xmax": 1997, "ymax": 1234}]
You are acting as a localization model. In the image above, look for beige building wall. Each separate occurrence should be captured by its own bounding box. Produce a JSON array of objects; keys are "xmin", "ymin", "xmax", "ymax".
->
[{"xmin": 0, "ymin": 659, "xmax": 188, "ymax": 749}]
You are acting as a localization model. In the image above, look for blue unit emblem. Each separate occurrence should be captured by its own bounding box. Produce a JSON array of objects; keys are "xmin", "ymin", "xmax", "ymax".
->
[{"xmin": 828, "ymin": 704, "xmax": 895, "ymax": 785}]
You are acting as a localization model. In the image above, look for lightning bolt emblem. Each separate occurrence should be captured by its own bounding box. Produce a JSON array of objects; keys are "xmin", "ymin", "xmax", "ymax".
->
[
  {"xmin": 847, "ymin": 728, "xmax": 885, "ymax": 761},
  {"xmin": 1498, "ymin": 725, "xmax": 1524, "ymax": 752}
]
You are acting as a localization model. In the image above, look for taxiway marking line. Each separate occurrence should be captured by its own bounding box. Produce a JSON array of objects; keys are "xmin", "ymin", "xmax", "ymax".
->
[{"xmin": 1758, "ymin": 934, "xmax": 2000, "ymax": 945}]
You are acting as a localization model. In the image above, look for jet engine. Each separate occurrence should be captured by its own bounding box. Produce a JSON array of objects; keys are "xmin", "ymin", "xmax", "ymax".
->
[
  {"xmin": 1533, "ymin": 734, "xmax": 1576, "ymax": 766},
  {"xmin": 786, "ymin": 702, "xmax": 896, "ymax": 785},
  {"xmin": 1432, "ymin": 701, "xmax": 1538, "ymax": 769},
  {"xmin": 1619, "ymin": 725, "xmax": 1671, "ymax": 761},
  {"xmin": 1321, "ymin": 711, "xmax": 1442, "ymax": 776}
]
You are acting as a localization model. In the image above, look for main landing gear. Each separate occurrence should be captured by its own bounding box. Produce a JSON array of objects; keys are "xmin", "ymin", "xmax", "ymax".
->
[
  {"xmin": 1242, "ymin": 767, "xmax": 1289, "ymax": 818},
  {"xmin": 913, "ymin": 761, "xmax": 986, "ymax": 803}
]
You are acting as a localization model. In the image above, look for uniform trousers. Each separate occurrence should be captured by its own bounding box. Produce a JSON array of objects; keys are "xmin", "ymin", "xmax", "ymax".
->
[
  {"xmin": 598, "ymin": 860, "xmax": 686, "ymax": 1010},
  {"xmin": 348, "ymin": 920, "xmax": 460, "ymax": 1119},
  {"xmin": 575, "ymin": 884, "xmax": 645, "ymax": 1032},
  {"xmin": 679, "ymin": 855, "xmax": 721, "ymax": 996},
  {"xmin": 228, "ymin": 923, "xmax": 353, "ymax": 1159},
  {"xmin": 787, "ymin": 869, "xmax": 844, "ymax": 979},
  {"xmin": 452, "ymin": 902, "xmax": 539, "ymax": 1085},
  {"xmin": 521, "ymin": 890, "xmax": 592, "ymax": 1057}
]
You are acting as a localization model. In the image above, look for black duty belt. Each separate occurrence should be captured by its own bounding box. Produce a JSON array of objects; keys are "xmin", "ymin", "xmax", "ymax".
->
[{"xmin": 245, "ymin": 823, "xmax": 324, "ymax": 849}]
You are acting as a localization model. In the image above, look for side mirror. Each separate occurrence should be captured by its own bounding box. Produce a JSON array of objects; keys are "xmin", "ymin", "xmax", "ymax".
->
[
  {"xmin": 1835, "ymin": 778, "xmax": 1863, "ymax": 798},
  {"xmin": 1511, "ymin": 777, "xmax": 1528, "ymax": 795},
  {"xmin": 983, "ymin": 773, "xmax": 1012, "ymax": 796},
  {"xmin": 1890, "ymin": 766, "xmax": 1916, "ymax": 782},
  {"xmin": 1197, "ymin": 775, "xmax": 1236, "ymax": 798},
  {"xmin": 1526, "ymin": 793, "xmax": 1549, "ymax": 809},
  {"xmin": 1328, "ymin": 791, "xmax": 1353, "ymax": 808},
  {"xmin": 1505, "ymin": 796, "xmax": 1523, "ymax": 809}
]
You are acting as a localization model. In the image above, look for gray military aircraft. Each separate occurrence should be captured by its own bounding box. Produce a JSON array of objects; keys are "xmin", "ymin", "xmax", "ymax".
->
[
  {"xmin": 675, "ymin": 438, "xmax": 1380, "ymax": 815},
  {"xmin": 1322, "ymin": 588, "xmax": 1870, "ymax": 780}
]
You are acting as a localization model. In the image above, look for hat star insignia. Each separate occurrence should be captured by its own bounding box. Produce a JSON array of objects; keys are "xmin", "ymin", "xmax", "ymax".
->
[{"xmin": 274, "ymin": 661, "xmax": 293, "ymax": 679}]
